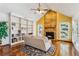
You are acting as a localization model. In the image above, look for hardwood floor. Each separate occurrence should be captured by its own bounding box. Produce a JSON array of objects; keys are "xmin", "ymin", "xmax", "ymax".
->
[
  {"xmin": 0, "ymin": 40, "xmax": 77, "ymax": 56},
  {"xmin": 52, "ymin": 40, "xmax": 73, "ymax": 56},
  {"xmin": 0, "ymin": 43, "xmax": 28, "ymax": 56}
]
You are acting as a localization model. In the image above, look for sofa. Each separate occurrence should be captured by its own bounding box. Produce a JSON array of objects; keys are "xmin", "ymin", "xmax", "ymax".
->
[{"xmin": 24, "ymin": 35, "xmax": 52, "ymax": 51}]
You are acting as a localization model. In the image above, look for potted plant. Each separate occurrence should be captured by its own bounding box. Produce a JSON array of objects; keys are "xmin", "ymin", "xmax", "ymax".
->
[{"xmin": 0, "ymin": 21, "xmax": 8, "ymax": 44}]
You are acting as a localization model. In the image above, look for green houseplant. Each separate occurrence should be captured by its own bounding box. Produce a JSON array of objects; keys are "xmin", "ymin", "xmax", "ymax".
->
[{"xmin": 0, "ymin": 21, "xmax": 8, "ymax": 44}]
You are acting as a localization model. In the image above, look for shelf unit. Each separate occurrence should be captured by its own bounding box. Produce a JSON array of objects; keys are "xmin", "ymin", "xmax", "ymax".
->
[
  {"xmin": 9, "ymin": 14, "xmax": 33, "ymax": 45},
  {"xmin": 28, "ymin": 20, "xmax": 33, "ymax": 34}
]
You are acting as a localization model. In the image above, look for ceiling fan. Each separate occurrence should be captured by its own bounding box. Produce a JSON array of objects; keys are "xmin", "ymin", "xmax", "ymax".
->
[{"xmin": 31, "ymin": 3, "xmax": 49, "ymax": 14}]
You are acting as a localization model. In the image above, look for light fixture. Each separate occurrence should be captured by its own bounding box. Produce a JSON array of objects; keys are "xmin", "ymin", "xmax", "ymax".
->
[{"xmin": 31, "ymin": 3, "xmax": 48, "ymax": 15}]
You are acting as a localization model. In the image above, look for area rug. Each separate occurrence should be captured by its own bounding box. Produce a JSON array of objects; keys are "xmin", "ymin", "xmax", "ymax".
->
[{"xmin": 20, "ymin": 45, "xmax": 55, "ymax": 56}]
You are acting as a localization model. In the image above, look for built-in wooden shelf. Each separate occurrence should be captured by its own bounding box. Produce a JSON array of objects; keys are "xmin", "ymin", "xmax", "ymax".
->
[
  {"xmin": 11, "ymin": 40, "xmax": 24, "ymax": 45},
  {"xmin": 10, "ymin": 14, "xmax": 33, "ymax": 45}
]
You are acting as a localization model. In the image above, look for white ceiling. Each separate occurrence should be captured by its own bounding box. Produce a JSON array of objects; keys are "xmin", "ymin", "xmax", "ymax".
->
[
  {"xmin": 47, "ymin": 3, "xmax": 79, "ymax": 17},
  {"xmin": 0, "ymin": 3, "xmax": 79, "ymax": 21}
]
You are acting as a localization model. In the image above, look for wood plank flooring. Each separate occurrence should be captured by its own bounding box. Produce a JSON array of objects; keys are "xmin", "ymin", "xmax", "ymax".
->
[
  {"xmin": 0, "ymin": 43, "xmax": 28, "ymax": 56},
  {"xmin": 0, "ymin": 40, "xmax": 78, "ymax": 56}
]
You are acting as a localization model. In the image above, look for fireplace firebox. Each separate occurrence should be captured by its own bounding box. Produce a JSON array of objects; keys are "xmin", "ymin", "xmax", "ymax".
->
[{"xmin": 45, "ymin": 32, "xmax": 54, "ymax": 39}]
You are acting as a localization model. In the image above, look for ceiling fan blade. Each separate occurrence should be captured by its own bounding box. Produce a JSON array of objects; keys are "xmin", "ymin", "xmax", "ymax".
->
[
  {"xmin": 43, "ymin": 9, "xmax": 49, "ymax": 11},
  {"xmin": 31, "ymin": 8, "xmax": 38, "ymax": 10},
  {"xmin": 36, "ymin": 9, "xmax": 49, "ymax": 11},
  {"xmin": 38, "ymin": 3, "xmax": 40, "ymax": 11}
]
